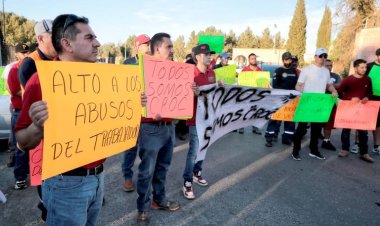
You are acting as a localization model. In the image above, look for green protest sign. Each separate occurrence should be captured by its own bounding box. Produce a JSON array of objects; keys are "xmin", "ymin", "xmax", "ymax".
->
[
  {"xmin": 214, "ymin": 64, "xmax": 236, "ymax": 85},
  {"xmin": 198, "ymin": 35, "xmax": 224, "ymax": 53},
  {"xmin": 293, "ymin": 93, "xmax": 337, "ymax": 122},
  {"xmin": 368, "ymin": 65, "xmax": 380, "ymax": 96},
  {"xmin": 0, "ymin": 67, "xmax": 9, "ymax": 96}
]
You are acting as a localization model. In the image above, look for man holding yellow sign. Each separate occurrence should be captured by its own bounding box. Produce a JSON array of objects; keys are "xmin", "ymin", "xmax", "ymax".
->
[{"xmin": 15, "ymin": 14, "xmax": 147, "ymax": 226}]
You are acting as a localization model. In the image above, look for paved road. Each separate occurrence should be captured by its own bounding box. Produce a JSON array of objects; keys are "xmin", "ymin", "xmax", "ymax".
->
[{"xmin": 1, "ymin": 128, "xmax": 380, "ymax": 226}]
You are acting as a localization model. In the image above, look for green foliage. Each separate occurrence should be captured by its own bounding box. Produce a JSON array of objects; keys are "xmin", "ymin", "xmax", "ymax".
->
[
  {"xmin": 237, "ymin": 27, "xmax": 259, "ymax": 48},
  {"xmin": 4, "ymin": 12, "xmax": 35, "ymax": 45},
  {"xmin": 224, "ymin": 30, "xmax": 237, "ymax": 55},
  {"xmin": 274, "ymin": 32, "xmax": 285, "ymax": 49},
  {"xmin": 173, "ymin": 35, "xmax": 186, "ymax": 62},
  {"xmin": 186, "ymin": 30, "xmax": 198, "ymax": 53},
  {"xmin": 330, "ymin": 0, "xmax": 378, "ymax": 73},
  {"xmin": 316, "ymin": 7, "xmax": 332, "ymax": 50},
  {"xmin": 286, "ymin": 0, "xmax": 307, "ymax": 64},
  {"xmin": 259, "ymin": 27, "xmax": 274, "ymax": 48}
]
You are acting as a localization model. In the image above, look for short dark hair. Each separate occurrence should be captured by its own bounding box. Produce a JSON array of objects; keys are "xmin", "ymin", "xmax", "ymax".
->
[
  {"xmin": 150, "ymin": 32, "xmax": 171, "ymax": 54},
  {"xmin": 353, "ymin": 59, "xmax": 366, "ymax": 68},
  {"xmin": 248, "ymin": 53, "xmax": 256, "ymax": 58},
  {"xmin": 376, "ymin": 48, "xmax": 380, "ymax": 56},
  {"xmin": 52, "ymin": 14, "xmax": 89, "ymax": 54}
]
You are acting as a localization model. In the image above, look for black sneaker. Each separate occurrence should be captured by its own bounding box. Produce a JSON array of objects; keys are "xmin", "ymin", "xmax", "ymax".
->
[
  {"xmin": 321, "ymin": 140, "xmax": 336, "ymax": 151},
  {"xmin": 282, "ymin": 140, "xmax": 292, "ymax": 145},
  {"xmin": 309, "ymin": 151, "xmax": 325, "ymax": 160},
  {"xmin": 292, "ymin": 153, "xmax": 301, "ymax": 161},
  {"xmin": 265, "ymin": 141, "xmax": 273, "ymax": 147},
  {"xmin": 14, "ymin": 180, "xmax": 27, "ymax": 190}
]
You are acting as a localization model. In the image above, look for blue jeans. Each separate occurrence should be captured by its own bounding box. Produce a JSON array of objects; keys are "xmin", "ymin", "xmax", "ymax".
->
[
  {"xmin": 341, "ymin": 129, "xmax": 368, "ymax": 155},
  {"xmin": 42, "ymin": 172, "xmax": 104, "ymax": 226},
  {"xmin": 12, "ymin": 110, "xmax": 29, "ymax": 181},
  {"xmin": 137, "ymin": 122, "xmax": 175, "ymax": 212},
  {"xmin": 265, "ymin": 120, "xmax": 295, "ymax": 143},
  {"xmin": 121, "ymin": 145, "xmax": 138, "ymax": 180},
  {"xmin": 183, "ymin": 126, "xmax": 203, "ymax": 183}
]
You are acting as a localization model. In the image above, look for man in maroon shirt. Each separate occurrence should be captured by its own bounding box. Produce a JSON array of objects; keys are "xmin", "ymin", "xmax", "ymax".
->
[
  {"xmin": 240, "ymin": 53, "xmax": 263, "ymax": 135},
  {"xmin": 15, "ymin": 14, "xmax": 105, "ymax": 225},
  {"xmin": 136, "ymin": 32, "xmax": 181, "ymax": 226},
  {"xmin": 182, "ymin": 44, "xmax": 216, "ymax": 200},
  {"xmin": 337, "ymin": 59, "xmax": 374, "ymax": 163},
  {"xmin": 7, "ymin": 43, "xmax": 30, "ymax": 190}
]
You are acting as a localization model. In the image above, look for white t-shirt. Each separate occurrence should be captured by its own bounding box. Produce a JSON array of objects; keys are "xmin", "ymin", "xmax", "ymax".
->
[
  {"xmin": 297, "ymin": 64, "xmax": 331, "ymax": 93},
  {"xmin": 2, "ymin": 61, "xmax": 17, "ymax": 80}
]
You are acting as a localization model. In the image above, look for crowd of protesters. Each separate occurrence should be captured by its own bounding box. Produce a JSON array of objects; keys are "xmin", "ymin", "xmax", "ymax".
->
[{"xmin": 0, "ymin": 12, "xmax": 379, "ymax": 226}]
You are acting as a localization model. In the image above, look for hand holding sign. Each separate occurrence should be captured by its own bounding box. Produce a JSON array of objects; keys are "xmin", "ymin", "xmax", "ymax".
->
[{"xmin": 143, "ymin": 55, "xmax": 194, "ymax": 118}]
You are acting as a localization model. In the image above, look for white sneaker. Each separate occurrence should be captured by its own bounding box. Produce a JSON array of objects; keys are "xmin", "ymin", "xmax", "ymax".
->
[
  {"xmin": 372, "ymin": 146, "xmax": 380, "ymax": 155},
  {"xmin": 350, "ymin": 144, "xmax": 359, "ymax": 154},
  {"xmin": 182, "ymin": 181, "xmax": 195, "ymax": 200},
  {"xmin": 193, "ymin": 171, "xmax": 208, "ymax": 186}
]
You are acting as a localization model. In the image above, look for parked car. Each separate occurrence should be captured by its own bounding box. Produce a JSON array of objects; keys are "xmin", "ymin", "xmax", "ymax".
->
[{"xmin": 260, "ymin": 64, "xmax": 281, "ymax": 85}]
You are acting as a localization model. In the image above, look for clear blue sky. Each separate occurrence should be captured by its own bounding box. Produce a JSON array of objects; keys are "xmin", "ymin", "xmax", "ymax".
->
[{"xmin": 4, "ymin": 0, "xmax": 334, "ymax": 55}]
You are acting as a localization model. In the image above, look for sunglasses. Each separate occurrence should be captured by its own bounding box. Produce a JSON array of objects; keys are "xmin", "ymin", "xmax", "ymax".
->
[
  {"xmin": 318, "ymin": 54, "xmax": 328, "ymax": 59},
  {"xmin": 62, "ymin": 14, "xmax": 88, "ymax": 37}
]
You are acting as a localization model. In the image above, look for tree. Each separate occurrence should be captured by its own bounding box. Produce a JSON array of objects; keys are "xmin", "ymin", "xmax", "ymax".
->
[
  {"xmin": 237, "ymin": 27, "xmax": 259, "ymax": 48},
  {"xmin": 186, "ymin": 30, "xmax": 198, "ymax": 53},
  {"xmin": 274, "ymin": 32, "xmax": 286, "ymax": 49},
  {"xmin": 4, "ymin": 13, "xmax": 35, "ymax": 46},
  {"xmin": 224, "ymin": 30, "xmax": 238, "ymax": 55},
  {"xmin": 286, "ymin": 0, "xmax": 307, "ymax": 64},
  {"xmin": 330, "ymin": 0, "xmax": 378, "ymax": 74},
  {"xmin": 259, "ymin": 27, "xmax": 274, "ymax": 48},
  {"xmin": 173, "ymin": 35, "xmax": 186, "ymax": 62},
  {"xmin": 316, "ymin": 6, "xmax": 332, "ymax": 50},
  {"xmin": 98, "ymin": 43, "xmax": 122, "ymax": 64}
]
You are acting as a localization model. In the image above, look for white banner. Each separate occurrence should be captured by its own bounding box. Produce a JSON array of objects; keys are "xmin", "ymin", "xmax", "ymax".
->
[{"xmin": 195, "ymin": 84, "xmax": 299, "ymax": 161}]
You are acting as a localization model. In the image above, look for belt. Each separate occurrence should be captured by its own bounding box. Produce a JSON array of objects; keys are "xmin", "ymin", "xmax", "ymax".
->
[
  {"xmin": 62, "ymin": 164, "xmax": 103, "ymax": 176},
  {"xmin": 144, "ymin": 121, "xmax": 173, "ymax": 126}
]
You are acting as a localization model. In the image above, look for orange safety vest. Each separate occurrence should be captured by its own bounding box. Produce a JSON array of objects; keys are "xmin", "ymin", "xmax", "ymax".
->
[{"xmin": 20, "ymin": 50, "xmax": 43, "ymax": 95}]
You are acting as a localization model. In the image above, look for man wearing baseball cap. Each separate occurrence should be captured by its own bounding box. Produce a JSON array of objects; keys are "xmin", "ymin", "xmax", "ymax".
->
[
  {"xmin": 121, "ymin": 34, "xmax": 151, "ymax": 193},
  {"xmin": 124, "ymin": 34, "xmax": 151, "ymax": 65},
  {"xmin": 264, "ymin": 51, "xmax": 297, "ymax": 148},
  {"xmin": 213, "ymin": 51, "xmax": 229, "ymax": 69},
  {"xmin": 292, "ymin": 48, "xmax": 338, "ymax": 161},
  {"xmin": 366, "ymin": 48, "xmax": 380, "ymax": 155},
  {"xmin": 7, "ymin": 43, "xmax": 30, "ymax": 190},
  {"xmin": 182, "ymin": 44, "xmax": 222, "ymax": 200},
  {"xmin": 18, "ymin": 19, "xmax": 57, "ymax": 88}
]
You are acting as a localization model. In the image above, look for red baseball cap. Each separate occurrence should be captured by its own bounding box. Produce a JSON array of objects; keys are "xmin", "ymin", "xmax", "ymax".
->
[{"xmin": 135, "ymin": 34, "xmax": 150, "ymax": 46}]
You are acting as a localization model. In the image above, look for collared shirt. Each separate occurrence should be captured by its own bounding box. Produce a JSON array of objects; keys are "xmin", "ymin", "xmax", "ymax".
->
[{"xmin": 187, "ymin": 66, "xmax": 215, "ymax": 126}]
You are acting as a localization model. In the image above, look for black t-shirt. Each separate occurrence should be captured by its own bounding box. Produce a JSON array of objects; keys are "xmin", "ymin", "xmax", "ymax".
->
[
  {"xmin": 272, "ymin": 67, "xmax": 298, "ymax": 90},
  {"xmin": 18, "ymin": 48, "xmax": 50, "ymax": 88}
]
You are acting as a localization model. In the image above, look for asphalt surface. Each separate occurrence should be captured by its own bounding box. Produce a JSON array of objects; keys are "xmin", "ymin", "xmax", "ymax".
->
[{"xmin": 1, "ymin": 128, "xmax": 380, "ymax": 226}]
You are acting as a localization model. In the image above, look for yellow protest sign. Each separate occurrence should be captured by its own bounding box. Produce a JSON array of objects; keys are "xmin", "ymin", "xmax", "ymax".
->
[
  {"xmin": 36, "ymin": 61, "xmax": 143, "ymax": 179},
  {"xmin": 214, "ymin": 64, "xmax": 236, "ymax": 85},
  {"xmin": 238, "ymin": 71, "xmax": 270, "ymax": 88},
  {"xmin": 271, "ymin": 97, "xmax": 300, "ymax": 121}
]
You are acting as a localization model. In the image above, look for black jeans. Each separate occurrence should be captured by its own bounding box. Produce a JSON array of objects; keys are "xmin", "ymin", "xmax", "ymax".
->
[
  {"xmin": 341, "ymin": 129, "xmax": 368, "ymax": 155},
  {"xmin": 293, "ymin": 122, "xmax": 323, "ymax": 154}
]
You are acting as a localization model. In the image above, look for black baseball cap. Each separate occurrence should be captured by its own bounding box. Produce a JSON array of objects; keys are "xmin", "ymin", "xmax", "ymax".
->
[
  {"xmin": 193, "ymin": 44, "xmax": 216, "ymax": 55},
  {"xmin": 282, "ymin": 51, "xmax": 292, "ymax": 61},
  {"xmin": 15, "ymin": 43, "xmax": 30, "ymax": 53}
]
